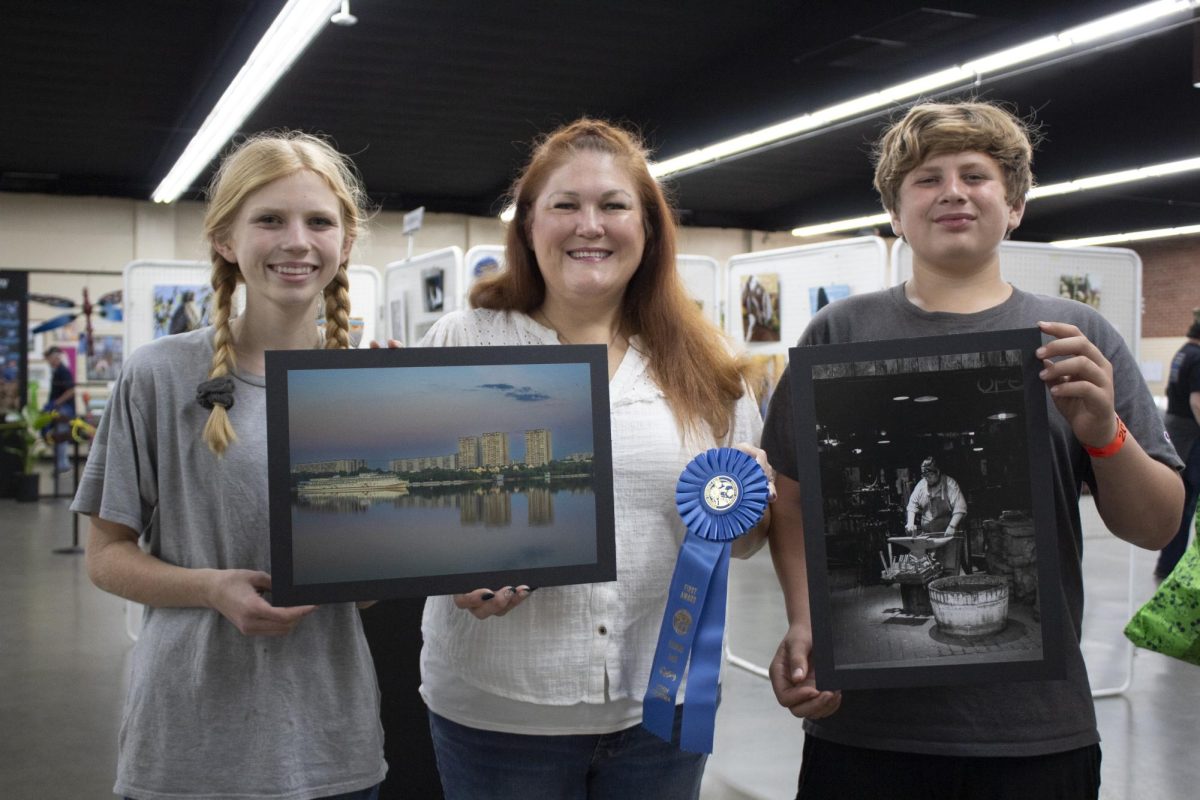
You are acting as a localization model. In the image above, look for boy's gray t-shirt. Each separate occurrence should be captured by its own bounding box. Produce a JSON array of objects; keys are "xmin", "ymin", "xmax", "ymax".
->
[
  {"xmin": 72, "ymin": 328, "xmax": 386, "ymax": 800},
  {"xmin": 762, "ymin": 284, "xmax": 1181, "ymax": 757}
]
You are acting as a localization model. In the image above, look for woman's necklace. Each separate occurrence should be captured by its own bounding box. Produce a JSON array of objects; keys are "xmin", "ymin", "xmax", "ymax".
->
[{"xmin": 535, "ymin": 308, "xmax": 625, "ymax": 349}]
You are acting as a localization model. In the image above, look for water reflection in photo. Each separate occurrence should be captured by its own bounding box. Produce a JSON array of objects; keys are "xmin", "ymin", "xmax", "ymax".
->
[{"xmin": 291, "ymin": 479, "xmax": 597, "ymax": 584}]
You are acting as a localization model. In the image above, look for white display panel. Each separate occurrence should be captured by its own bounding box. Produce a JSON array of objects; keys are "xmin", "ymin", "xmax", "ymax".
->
[
  {"xmin": 344, "ymin": 265, "xmax": 382, "ymax": 347},
  {"xmin": 383, "ymin": 246, "xmax": 464, "ymax": 343},
  {"xmin": 462, "ymin": 244, "xmax": 507, "ymax": 305},
  {"xmin": 725, "ymin": 237, "xmax": 890, "ymax": 352},
  {"xmin": 677, "ymin": 254, "xmax": 721, "ymax": 326},
  {"xmin": 125, "ymin": 260, "xmax": 382, "ymax": 354},
  {"xmin": 891, "ymin": 240, "xmax": 1142, "ymax": 357},
  {"xmin": 124, "ymin": 259, "xmax": 221, "ymax": 357}
]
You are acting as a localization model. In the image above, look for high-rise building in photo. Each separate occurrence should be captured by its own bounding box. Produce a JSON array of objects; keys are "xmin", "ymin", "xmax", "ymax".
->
[
  {"xmin": 480, "ymin": 432, "xmax": 509, "ymax": 467},
  {"xmin": 524, "ymin": 428, "xmax": 553, "ymax": 467},
  {"xmin": 458, "ymin": 436, "xmax": 481, "ymax": 469}
]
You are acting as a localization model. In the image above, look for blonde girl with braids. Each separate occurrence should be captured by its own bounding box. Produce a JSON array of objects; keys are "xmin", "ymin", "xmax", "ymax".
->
[{"xmin": 73, "ymin": 132, "xmax": 386, "ymax": 800}]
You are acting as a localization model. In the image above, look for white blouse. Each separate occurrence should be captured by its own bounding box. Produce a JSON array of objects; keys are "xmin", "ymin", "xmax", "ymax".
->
[{"xmin": 417, "ymin": 308, "xmax": 763, "ymax": 734}]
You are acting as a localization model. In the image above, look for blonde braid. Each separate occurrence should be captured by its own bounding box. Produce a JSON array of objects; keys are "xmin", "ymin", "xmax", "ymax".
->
[
  {"xmin": 323, "ymin": 263, "xmax": 352, "ymax": 350},
  {"xmin": 201, "ymin": 261, "xmax": 241, "ymax": 454}
]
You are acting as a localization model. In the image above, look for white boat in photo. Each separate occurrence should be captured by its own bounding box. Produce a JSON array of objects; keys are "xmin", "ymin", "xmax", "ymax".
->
[{"xmin": 297, "ymin": 474, "xmax": 410, "ymax": 495}]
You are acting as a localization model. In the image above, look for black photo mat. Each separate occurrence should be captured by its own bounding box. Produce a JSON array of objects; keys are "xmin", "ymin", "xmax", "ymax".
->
[
  {"xmin": 788, "ymin": 328, "xmax": 1066, "ymax": 690},
  {"xmin": 267, "ymin": 344, "xmax": 615, "ymax": 605}
]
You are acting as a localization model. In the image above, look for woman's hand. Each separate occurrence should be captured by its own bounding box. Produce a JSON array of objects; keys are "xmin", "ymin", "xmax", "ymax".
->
[
  {"xmin": 731, "ymin": 441, "xmax": 777, "ymax": 503},
  {"xmin": 453, "ymin": 586, "xmax": 533, "ymax": 619},
  {"xmin": 369, "ymin": 339, "xmax": 405, "ymax": 349},
  {"xmin": 729, "ymin": 441, "xmax": 775, "ymax": 558},
  {"xmin": 206, "ymin": 569, "xmax": 317, "ymax": 636},
  {"xmin": 1036, "ymin": 321, "xmax": 1118, "ymax": 448}
]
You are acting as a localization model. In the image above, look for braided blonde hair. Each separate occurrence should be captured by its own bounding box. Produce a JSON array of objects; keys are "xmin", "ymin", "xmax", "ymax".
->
[{"xmin": 201, "ymin": 130, "xmax": 369, "ymax": 454}]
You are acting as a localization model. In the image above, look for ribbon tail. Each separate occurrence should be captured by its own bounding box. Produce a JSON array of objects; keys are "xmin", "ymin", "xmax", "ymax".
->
[
  {"xmin": 680, "ymin": 542, "xmax": 730, "ymax": 753},
  {"xmin": 642, "ymin": 536, "xmax": 722, "ymax": 744}
]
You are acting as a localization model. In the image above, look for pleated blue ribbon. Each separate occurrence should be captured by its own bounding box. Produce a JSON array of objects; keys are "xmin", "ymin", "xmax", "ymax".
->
[{"xmin": 643, "ymin": 447, "xmax": 769, "ymax": 753}]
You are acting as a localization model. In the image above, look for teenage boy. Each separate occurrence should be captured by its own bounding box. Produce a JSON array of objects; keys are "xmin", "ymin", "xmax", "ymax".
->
[{"xmin": 762, "ymin": 102, "xmax": 1184, "ymax": 799}]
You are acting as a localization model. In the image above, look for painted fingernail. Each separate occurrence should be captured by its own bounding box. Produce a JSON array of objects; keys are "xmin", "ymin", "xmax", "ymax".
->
[
  {"xmin": 505, "ymin": 586, "xmax": 517, "ymax": 595},
  {"xmin": 480, "ymin": 592, "xmax": 495, "ymax": 601}
]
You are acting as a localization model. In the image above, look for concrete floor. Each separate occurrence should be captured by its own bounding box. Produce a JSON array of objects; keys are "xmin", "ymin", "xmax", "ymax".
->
[{"xmin": 2, "ymin": 466, "xmax": 1197, "ymax": 799}]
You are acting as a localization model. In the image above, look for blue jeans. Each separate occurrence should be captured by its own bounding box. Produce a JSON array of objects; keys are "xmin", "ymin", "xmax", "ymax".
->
[
  {"xmin": 1157, "ymin": 442, "xmax": 1200, "ymax": 577},
  {"xmin": 428, "ymin": 708, "xmax": 706, "ymax": 800},
  {"xmin": 126, "ymin": 784, "xmax": 378, "ymax": 800}
]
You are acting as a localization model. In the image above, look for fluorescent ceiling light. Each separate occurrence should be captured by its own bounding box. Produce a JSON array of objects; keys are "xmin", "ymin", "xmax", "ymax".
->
[
  {"xmin": 792, "ymin": 212, "xmax": 891, "ymax": 239},
  {"xmin": 1027, "ymin": 155, "xmax": 1200, "ymax": 198},
  {"xmin": 792, "ymin": 154, "xmax": 1200, "ymax": 237},
  {"xmin": 1051, "ymin": 223, "xmax": 1200, "ymax": 247},
  {"xmin": 152, "ymin": 0, "xmax": 341, "ymax": 203},
  {"xmin": 650, "ymin": 1, "xmax": 1195, "ymax": 179}
]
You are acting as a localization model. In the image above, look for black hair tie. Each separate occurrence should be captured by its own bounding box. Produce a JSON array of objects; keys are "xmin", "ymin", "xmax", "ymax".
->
[{"xmin": 196, "ymin": 376, "xmax": 235, "ymax": 411}]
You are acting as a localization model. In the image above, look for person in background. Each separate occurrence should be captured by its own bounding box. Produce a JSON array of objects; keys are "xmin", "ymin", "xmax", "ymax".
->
[
  {"xmin": 905, "ymin": 455, "xmax": 967, "ymax": 576},
  {"xmin": 43, "ymin": 345, "xmax": 75, "ymax": 472},
  {"xmin": 763, "ymin": 101, "xmax": 1183, "ymax": 800},
  {"xmin": 72, "ymin": 131, "xmax": 386, "ymax": 800},
  {"xmin": 416, "ymin": 118, "xmax": 774, "ymax": 800},
  {"xmin": 1156, "ymin": 308, "xmax": 1200, "ymax": 579}
]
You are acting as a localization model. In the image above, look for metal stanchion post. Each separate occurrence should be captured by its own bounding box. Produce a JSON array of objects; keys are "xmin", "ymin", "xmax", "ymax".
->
[{"xmin": 53, "ymin": 433, "xmax": 84, "ymax": 555}]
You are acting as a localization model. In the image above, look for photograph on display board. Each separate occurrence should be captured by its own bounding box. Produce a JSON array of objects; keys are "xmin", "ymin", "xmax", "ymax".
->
[
  {"xmin": 788, "ymin": 329, "xmax": 1064, "ymax": 690},
  {"xmin": 0, "ymin": 300, "xmax": 21, "ymax": 413},
  {"xmin": 740, "ymin": 273, "xmax": 781, "ymax": 342},
  {"xmin": 809, "ymin": 284, "xmax": 851, "ymax": 315},
  {"xmin": 347, "ymin": 318, "xmax": 365, "ymax": 348},
  {"xmin": 152, "ymin": 284, "xmax": 213, "ymax": 339},
  {"xmin": 389, "ymin": 295, "xmax": 408, "ymax": 343},
  {"xmin": 86, "ymin": 336, "xmax": 123, "ymax": 382},
  {"xmin": 265, "ymin": 344, "xmax": 615, "ymax": 605},
  {"xmin": 422, "ymin": 267, "xmax": 445, "ymax": 312},
  {"xmin": 1058, "ymin": 273, "xmax": 1101, "ymax": 310},
  {"xmin": 471, "ymin": 254, "xmax": 502, "ymax": 280}
]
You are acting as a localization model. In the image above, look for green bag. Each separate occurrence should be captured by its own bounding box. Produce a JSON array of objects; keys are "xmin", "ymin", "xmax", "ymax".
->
[{"xmin": 1124, "ymin": 533, "xmax": 1200, "ymax": 666}]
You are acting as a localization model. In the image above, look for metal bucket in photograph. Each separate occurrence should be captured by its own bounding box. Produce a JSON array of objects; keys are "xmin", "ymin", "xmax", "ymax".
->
[{"xmin": 928, "ymin": 574, "xmax": 1009, "ymax": 638}]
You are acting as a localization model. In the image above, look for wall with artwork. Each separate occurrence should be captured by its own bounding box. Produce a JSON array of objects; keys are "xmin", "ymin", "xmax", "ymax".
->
[{"xmin": 724, "ymin": 236, "xmax": 891, "ymax": 417}]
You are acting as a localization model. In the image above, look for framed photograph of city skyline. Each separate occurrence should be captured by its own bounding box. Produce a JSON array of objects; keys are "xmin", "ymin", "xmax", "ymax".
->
[
  {"xmin": 787, "ymin": 328, "xmax": 1066, "ymax": 691},
  {"xmin": 266, "ymin": 344, "xmax": 615, "ymax": 606}
]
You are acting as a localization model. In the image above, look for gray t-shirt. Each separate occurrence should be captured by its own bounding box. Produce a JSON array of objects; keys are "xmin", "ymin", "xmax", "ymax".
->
[
  {"xmin": 762, "ymin": 284, "xmax": 1181, "ymax": 757},
  {"xmin": 72, "ymin": 328, "xmax": 386, "ymax": 800}
]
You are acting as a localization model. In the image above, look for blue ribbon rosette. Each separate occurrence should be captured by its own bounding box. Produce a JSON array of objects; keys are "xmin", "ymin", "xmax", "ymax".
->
[{"xmin": 642, "ymin": 447, "xmax": 769, "ymax": 753}]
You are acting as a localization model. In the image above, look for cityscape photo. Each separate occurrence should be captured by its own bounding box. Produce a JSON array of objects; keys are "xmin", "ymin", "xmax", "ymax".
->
[{"xmin": 282, "ymin": 360, "xmax": 602, "ymax": 588}]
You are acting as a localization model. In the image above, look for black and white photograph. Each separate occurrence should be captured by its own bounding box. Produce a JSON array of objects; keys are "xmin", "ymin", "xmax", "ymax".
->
[
  {"xmin": 422, "ymin": 266, "xmax": 445, "ymax": 312},
  {"xmin": 266, "ymin": 344, "xmax": 615, "ymax": 605},
  {"xmin": 788, "ymin": 329, "xmax": 1066, "ymax": 690}
]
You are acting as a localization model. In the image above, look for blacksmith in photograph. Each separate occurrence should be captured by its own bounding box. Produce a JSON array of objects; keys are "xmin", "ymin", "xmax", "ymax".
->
[{"xmin": 904, "ymin": 456, "xmax": 967, "ymax": 577}]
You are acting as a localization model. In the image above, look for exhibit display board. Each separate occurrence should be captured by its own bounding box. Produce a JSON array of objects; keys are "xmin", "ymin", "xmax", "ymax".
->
[
  {"xmin": 678, "ymin": 254, "xmax": 722, "ymax": 326},
  {"xmin": 384, "ymin": 247, "xmax": 464, "ymax": 343},
  {"xmin": 462, "ymin": 244, "xmax": 506, "ymax": 304},
  {"xmin": 124, "ymin": 261, "xmax": 382, "ymax": 355},
  {"xmin": 726, "ymin": 237, "xmax": 889, "ymax": 416},
  {"xmin": 124, "ymin": 260, "xmax": 217, "ymax": 356},
  {"xmin": 892, "ymin": 240, "xmax": 1142, "ymax": 356},
  {"xmin": 0, "ymin": 271, "xmax": 30, "ymax": 494}
]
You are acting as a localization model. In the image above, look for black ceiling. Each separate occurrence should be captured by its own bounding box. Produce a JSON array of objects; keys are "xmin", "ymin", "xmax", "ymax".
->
[{"xmin": 4, "ymin": 1, "xmax": 1199, "ymax": 243}]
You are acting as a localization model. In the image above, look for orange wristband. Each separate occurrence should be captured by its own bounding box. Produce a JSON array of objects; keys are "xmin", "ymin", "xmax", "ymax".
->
[{"xmin": 1083, "ymin": 415, "xmax": 1127, "ymax": 458}]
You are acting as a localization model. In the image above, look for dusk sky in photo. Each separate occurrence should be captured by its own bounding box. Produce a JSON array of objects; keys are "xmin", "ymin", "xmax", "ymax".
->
[{"xmin": 286, "ymin": 362, "xmax": 597, "ymax": 467}]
